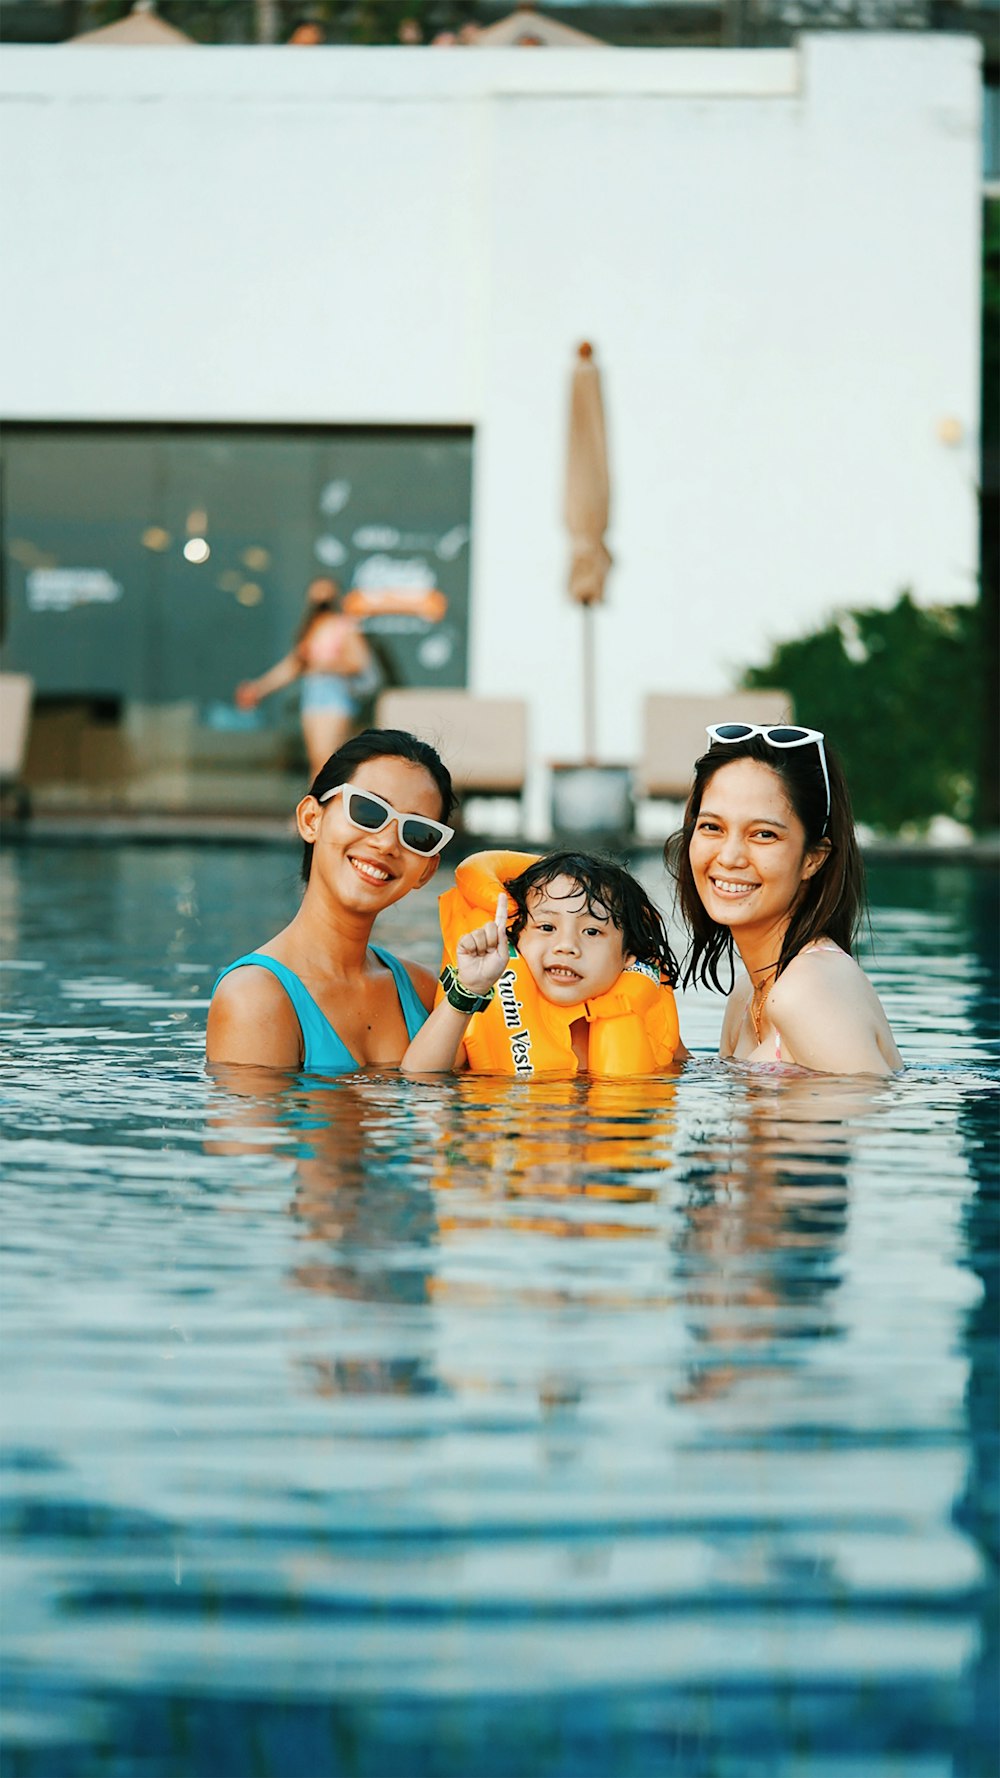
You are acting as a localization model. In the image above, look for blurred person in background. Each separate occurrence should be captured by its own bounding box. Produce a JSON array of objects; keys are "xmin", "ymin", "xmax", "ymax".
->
[
  {"xmin": 235, "ymin": 575, "xmax": 380, "ymax": 776},
  {"xmin": 287, "ymin": 14, "xmax": 326, "ymax": 44}
]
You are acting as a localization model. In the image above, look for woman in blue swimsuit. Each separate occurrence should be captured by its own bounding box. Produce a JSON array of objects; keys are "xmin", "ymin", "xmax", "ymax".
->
[{"xmin": 207, "ymin": 729, "xmax": 455, "ymax": 1076}]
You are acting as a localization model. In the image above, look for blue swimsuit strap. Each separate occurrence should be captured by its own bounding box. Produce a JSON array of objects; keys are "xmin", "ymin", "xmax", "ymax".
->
[
  {"xmin": 368, "ymin": 943, "xmax": 427, "ymax": 1040},
  {"xmin": 215, "ymin": 944, "xmax": 425, "ymax": 1066}
]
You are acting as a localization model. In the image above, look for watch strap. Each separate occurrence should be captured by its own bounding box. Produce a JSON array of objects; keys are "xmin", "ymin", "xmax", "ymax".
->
[{"xmin": 440, "ymin": 964, "xmax": 495, "ymax": 1016}]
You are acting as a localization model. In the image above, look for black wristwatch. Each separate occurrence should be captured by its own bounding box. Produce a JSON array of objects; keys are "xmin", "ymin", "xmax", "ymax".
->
[{"xmin": 439, "ymin": 964, "xmax": 495, "ymax": 1016}]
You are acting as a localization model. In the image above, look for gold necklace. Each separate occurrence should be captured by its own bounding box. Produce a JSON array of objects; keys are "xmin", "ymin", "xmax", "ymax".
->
[{"xmin": 749, "ymin": 973, "xmax": 774, "ymax": 1043}]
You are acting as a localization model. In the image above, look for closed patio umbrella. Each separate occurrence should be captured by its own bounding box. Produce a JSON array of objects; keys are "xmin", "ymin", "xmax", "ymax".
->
[{"xmin": 564, "ymin": 341, "xmax": 612, "ymax": 763}]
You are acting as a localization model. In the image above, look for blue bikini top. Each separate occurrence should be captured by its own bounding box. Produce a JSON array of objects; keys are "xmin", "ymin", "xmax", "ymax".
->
[{"xmin": 213, "ymin": 943, "xmax": 427, "ymax": 1075}]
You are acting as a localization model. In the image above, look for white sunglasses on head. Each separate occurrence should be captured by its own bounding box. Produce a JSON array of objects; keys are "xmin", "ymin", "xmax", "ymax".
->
[
  {"xmin": 706, "ymin": 722, "xmax": 831, "ymax": 836},
  {"xmin": 318, "ymin": 783, "xmax": 454, "ymax": 857}
]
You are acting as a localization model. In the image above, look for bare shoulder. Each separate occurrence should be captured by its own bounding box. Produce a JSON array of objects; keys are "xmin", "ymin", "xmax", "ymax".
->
[
  {"xmin": 778, "ymin": 944, "xmax": 874, "ymax": 1005},
  {"xmin": 206, "ymin": 963, "xmax": 302, "ymax": 1068},
  {"xmin": 770, "ymin": 946, "xmax": 901, "ymax": 1075}
]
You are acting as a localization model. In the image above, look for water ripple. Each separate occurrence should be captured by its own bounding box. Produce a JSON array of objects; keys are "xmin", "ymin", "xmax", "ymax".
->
[{"xmin": 0, "ymin": 846, "xmax": 996, "ymax": 1777}]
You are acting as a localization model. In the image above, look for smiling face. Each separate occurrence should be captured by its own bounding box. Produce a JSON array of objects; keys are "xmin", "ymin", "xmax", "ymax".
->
[
  {"xmin": 299, "ymin": 754, "xmax": 443, "ymax": 913},
  {"xmin": 688, "ymin": 757, "xmax": 828, "ymax": 948},
  {"xmin": 516, "ymin": 874, "xmax": 630, "ymax": 1005}
]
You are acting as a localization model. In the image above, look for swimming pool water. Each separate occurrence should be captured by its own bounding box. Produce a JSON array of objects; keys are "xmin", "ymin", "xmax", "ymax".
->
[{"xmin": 0, "ymin": 844, "xmax": 996, "ymax": 1778}]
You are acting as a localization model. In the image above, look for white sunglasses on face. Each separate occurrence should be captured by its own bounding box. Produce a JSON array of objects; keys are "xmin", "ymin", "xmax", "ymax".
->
[
  {"xmin": 318, "ymin": 783, "xmax": 454, "ymax": 857},
  {"xmin": 705, "ymin": 722, "xmax": 831, "ymax": 836}
]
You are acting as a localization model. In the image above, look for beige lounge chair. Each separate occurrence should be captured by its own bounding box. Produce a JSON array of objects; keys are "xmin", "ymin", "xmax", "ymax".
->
[
  {"xmin": 0, "ymin": 672, "xmax": 35, "ymax": 818},
  {"xmin": 635, "ymin": 690, "xmax": 792, "ymax": 802},
  {"xmin": 374, "ymin": 689, "xmax": 527, "ymax": 811}
]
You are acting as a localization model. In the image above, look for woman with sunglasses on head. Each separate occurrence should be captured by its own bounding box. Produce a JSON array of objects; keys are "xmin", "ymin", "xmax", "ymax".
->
[
  {"xmin": 206, "ymin": 729, "xmax": 455, "ymax": 1074},
  {"xmin": 667, "ymin": 723, "xmax": 901, "ymax": 1076}
]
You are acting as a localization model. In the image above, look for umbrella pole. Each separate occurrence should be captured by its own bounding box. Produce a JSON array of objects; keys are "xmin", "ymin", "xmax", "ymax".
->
[{"xmin": 582, "ymin": 601, "xmax": 597, "ymax": 765}]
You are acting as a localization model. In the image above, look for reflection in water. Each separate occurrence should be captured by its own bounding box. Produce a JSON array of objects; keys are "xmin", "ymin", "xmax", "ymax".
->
[
  {"xmin": 669, "ymin": 1074, "xmax": 863, "ymax": 1404},
  {"xmin": 423, "ymin": 1075, "xmax": 676, "ymax": 1245},
  {"xmin": 953, "ymin": 866, "xmax": 1000, "ymax": 1778},
  {"xmin": 1, "ymin": 846, "xmax": 997, "ymax": 1777}
]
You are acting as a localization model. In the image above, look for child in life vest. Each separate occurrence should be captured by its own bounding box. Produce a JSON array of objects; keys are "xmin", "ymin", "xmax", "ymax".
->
[{"xmin": 401, "ymin": 849, "xmax": 686, "ymax": 1077}]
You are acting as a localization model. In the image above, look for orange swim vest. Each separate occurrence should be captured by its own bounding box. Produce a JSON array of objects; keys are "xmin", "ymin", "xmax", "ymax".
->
[{"xmin": 437, "ymin": 850, "xmax": 681, "ymax": 1077}]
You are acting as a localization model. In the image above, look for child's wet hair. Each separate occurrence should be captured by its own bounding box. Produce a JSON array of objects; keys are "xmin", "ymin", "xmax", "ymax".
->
[{"xmin": 505, "ymin": 851, "xmax": 680, "ymax": 986}]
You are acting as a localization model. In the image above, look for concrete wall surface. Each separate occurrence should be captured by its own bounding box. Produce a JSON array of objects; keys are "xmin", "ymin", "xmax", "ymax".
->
[{"xmin": 0, "ymin": 36, "xmax": 983, "ymax": 809}]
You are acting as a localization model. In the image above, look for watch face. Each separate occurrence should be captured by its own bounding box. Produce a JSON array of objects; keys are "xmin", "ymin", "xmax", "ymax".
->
[{"xmin": 441, "ymin": 964, "xmax": 490, "ymax": 1012}]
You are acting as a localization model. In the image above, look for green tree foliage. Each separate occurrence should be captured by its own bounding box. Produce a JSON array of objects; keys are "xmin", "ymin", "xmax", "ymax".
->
[{"xmin": 742, "ymin": 593, "xmax": 981, "ymax": 833}]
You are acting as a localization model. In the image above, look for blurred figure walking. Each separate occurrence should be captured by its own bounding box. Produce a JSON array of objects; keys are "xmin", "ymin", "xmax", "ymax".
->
[{"xmin": 236, "ymin": 576, "xmax": 380, "ymax": 776}]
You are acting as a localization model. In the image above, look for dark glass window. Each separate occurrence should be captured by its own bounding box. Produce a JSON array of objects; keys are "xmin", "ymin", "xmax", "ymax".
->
[{"xmin": 0, "ymin": 424, "xmax": 473, "ymax": 716}]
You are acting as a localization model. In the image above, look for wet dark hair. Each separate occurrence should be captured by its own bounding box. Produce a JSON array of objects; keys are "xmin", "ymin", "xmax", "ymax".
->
[
  {"xmin": 664, "ymin": 730, "xmax": 866, "ymax": 993},
  {"xmin": 301, "ymin": 728, "xmax": 456, "ymax": 883},
  {"xmin": 506, "ymin": 851, "xmax": 680, "ymax": 986},
  {"xmin": 293, "ymin": 576, "xmax": 342, "ymax": 649}
]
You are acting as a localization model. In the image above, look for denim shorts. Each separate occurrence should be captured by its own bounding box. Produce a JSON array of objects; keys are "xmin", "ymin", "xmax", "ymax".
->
[{"xmin": 300, "ymin": 673, "xmax": 361, "ymax": 717}]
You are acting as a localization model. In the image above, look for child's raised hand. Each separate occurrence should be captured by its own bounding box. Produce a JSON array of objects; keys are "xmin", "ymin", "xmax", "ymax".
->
[{"xmin": 454, "ymin": 892, "xmax": 509, "ymax": 999}]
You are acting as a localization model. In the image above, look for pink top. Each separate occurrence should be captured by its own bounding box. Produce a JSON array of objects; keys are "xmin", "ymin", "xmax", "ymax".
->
[{"xmin": 299, "ymin": 613, "xmax": 356, "ymax": 672}]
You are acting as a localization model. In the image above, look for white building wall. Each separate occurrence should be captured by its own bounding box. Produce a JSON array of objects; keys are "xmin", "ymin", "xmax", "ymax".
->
[{"xmin": 0, "ymin": 35, "xmax": 982, "ymax": 793}]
